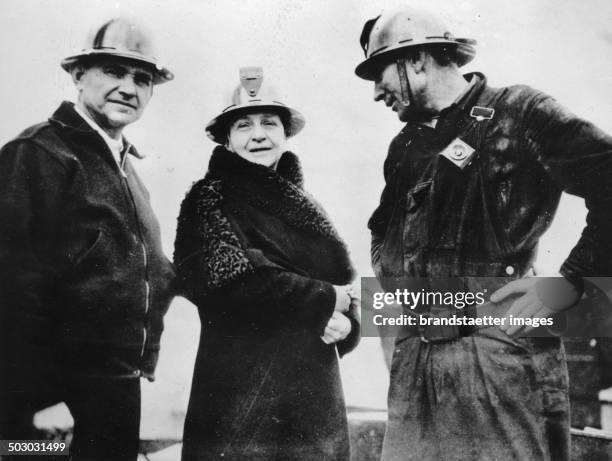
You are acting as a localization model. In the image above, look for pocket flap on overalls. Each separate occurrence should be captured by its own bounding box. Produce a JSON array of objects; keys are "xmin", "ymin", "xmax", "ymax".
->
[{"xmin": 406, "ymin": 180, "xmax": 432, "ymax": 212}]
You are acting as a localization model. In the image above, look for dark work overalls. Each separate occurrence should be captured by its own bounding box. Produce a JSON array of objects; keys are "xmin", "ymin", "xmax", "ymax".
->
[{"xmin": 369, "ymin": 73, "xmax": 612, "ymax": 460}]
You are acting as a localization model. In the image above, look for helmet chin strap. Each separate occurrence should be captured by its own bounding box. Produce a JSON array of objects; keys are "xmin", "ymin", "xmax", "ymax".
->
[{"xmin": 395, "ymin": 58, "xmax": 413, "ymax": 109}]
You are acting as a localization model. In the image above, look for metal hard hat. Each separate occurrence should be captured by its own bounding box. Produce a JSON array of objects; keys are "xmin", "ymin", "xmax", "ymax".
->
[
  {"xmin": 61, "ymin": 18, "xmax": 174, "ymax": 84},
  {"xmin": 355, "ymin": 8, "xmax": 476, "ymax": 80},
  {"xmin": 206, "ymin": 67, "xmax": 305, "ymax": 144}
]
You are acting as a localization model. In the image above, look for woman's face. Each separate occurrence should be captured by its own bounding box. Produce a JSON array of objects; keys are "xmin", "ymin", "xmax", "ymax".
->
[{"xmin": 226, "ymin": 112, "xmax": 287, "ymax": 168}]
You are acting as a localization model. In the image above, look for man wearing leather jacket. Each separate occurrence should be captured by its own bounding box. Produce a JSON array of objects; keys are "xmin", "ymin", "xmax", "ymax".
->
[{"xmin": 0, "ymin": 18, "xmax": 175, "ymax": 461}]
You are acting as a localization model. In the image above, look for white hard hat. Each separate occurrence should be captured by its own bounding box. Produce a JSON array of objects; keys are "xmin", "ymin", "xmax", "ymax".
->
[
  {"xmin": 206, "ymin": 67, "xmax": 305, "ymax": 144},
  {"xmin": 61, "ymin": 18, "xmax": 174, "ymax": 84},
  {"xmin": 356, "ymin": 8, "xmax": 476, "ymax": 80}
]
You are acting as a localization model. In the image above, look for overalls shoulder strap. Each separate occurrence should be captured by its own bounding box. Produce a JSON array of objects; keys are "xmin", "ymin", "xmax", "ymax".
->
[{"xmin": 461, "ymin": 85, "xmax": 505, "ymax": 151}]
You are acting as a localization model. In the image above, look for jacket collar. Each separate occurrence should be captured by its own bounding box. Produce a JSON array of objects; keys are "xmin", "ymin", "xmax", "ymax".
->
[
  {"xmin": 456, "ymin": 73, "xmax": 484, "ymax": 110},
  {"xmin": 439, "ymin": 72, "xmax": 487, "ymax": 116},
  {"xmin": 48, "ymin": 101, "xmax": 142, "ymax": 159}
]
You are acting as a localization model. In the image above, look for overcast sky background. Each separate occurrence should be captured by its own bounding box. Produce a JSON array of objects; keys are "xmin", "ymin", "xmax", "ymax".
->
[{"xmin": 3, "ymin": 0, "xmax": 612, "ymax": 438}]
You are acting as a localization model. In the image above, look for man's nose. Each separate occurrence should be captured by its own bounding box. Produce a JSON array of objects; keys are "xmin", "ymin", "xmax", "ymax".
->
[
  {"xmin": 373, "ymin": 81, "xmax": 385, "ymax": 102},
  {"xmin": 118, "ymin": 75, "xmax": 137, "ymax": 98}
]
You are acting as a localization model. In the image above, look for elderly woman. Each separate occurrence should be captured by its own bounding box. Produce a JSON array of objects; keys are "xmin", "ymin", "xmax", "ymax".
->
[{"xmin": 174, "ymin": 67, "xmax": 360, "ymax": 461}]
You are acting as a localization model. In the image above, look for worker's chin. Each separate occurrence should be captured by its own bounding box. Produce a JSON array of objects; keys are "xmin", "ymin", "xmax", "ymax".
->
[{"xmin": 396, "ymin": 104, "xmax": 412, "ymax": 122}]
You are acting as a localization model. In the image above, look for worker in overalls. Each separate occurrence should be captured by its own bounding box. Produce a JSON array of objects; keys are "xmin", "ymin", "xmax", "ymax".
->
[{"xmin": 356, "ymin": 7, "xmax": 612, "ymax": 460}]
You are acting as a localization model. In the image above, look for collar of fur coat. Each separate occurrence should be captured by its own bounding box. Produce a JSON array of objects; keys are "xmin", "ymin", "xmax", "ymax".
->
[
  {"xmin": 174, "ymin": 146, "xmax": 350, "ymax": 291},
  {"xmin": 208, "ymin": 146, "xmax": 344, "ymax": 242}
]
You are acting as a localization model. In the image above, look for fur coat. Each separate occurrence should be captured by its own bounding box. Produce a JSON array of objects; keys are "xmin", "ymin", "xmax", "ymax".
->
[{"xmin": 174, "ymin": 146, "xmax": 359, "ymax": 461}]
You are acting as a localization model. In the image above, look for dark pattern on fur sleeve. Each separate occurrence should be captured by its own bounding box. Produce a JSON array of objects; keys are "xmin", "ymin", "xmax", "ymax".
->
[{"xmin": 174, "ymin": 177, "xmax": 254, "ymax": 298}]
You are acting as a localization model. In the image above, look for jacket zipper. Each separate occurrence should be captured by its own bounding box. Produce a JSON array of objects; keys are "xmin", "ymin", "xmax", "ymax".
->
[
  {"xmin": 119, "ymin": 156, "xmax": 151, "ymax": 363},
  {"xmin": 141, "ymin": 243, "xmax": 150, "ymax": 358}
]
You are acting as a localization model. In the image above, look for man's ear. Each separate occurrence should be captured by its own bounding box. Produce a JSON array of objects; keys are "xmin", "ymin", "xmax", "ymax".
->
[
  {"xmin": 70, "ymin": 65, "xmax": 86, "ymax": 86},
  {"xmin": 411, "ymin": 50, "xmax": 428, "ymax": 74}
]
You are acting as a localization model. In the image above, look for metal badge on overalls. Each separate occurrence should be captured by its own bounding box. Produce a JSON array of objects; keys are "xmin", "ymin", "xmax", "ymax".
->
[{"xmin": 439, "ymin": 138, "xmax": 476, "ymax": 169}]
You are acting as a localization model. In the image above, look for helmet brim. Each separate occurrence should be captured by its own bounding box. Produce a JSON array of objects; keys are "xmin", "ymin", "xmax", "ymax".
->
[
  {"xmin": 205, "ymin": 103, "xmax": 305, "ymax": 145},
  {"xmin": 61, "ymin": 50, "xmax": 174, "ymax": 84},
  {"xmin": 355, "ymin": 41, "xmax": 476, "ymax": 81}
]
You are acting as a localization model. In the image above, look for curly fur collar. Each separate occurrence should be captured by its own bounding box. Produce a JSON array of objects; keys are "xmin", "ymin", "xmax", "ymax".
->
[
  {"xmin": 175, "ymin": 147, "xmax": 349, "ymax": 291},
  {"xmin": 209, "ymin": 147, "xmax": 342, "ymax": 242}
]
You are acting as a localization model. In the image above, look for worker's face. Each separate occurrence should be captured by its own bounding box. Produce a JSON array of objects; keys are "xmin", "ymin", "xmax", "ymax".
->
[
  {"xmin": 373, "ymin": 61, "xmax": 412, "ymax": 121},
  {"xmin": 73, "ymin": 58, "xmax": 154, "ymax": 138},
  {"xmin": 373, "ymin": 59, "xmax": 431, "ymax": 123}
]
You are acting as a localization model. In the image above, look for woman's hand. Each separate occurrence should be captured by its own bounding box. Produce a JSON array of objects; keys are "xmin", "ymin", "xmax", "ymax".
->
[
  {"xmin": 333, "ymin": 285, "xmax": 351, "ymax": 313},
  {"xmin": 321, "ymin": 312, "xmax": 352, "ymax": 344}
]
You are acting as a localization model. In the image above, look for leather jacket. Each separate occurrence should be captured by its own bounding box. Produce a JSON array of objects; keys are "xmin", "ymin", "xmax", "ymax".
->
[{"xmin": 0, "ymin": 102, "xmax": 175, "ymax": 378}]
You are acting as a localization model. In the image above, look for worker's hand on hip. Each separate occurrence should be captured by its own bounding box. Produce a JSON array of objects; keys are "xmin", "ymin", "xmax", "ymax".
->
[{"xmin": 491, "ymin": 276, "xmax": 581, "ymax": 336}]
